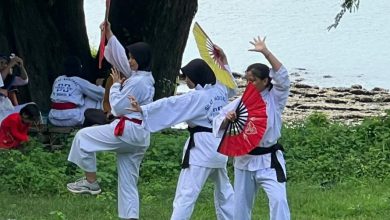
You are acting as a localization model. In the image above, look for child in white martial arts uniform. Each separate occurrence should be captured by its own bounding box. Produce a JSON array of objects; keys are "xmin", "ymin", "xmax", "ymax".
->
[
  {"xmin": 0, "ymin": 54, "xmax": 33, "ymax": 122},
  {"xmin": 48, "ymin": 56, "xmax": 105, "ymax": 127},
  {"xmin": 213, "ymin": 36, "xmax": 291, "ymax": 220},
  {"xmin": 67, "ymin": 21, "xmax": 155, "ymax": 220},
  {"xmin": 129, "ymin": 53, "xmax": 236, "ymax": 220}
]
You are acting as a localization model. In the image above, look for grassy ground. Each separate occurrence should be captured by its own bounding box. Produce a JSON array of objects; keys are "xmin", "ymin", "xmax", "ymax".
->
[{"xmin": 1, "ymin": 178, "xmax": 389, "ymax": 220}]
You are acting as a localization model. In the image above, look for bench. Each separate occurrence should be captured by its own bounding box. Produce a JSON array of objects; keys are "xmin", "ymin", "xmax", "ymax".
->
[{"xmin": 30, "ymin": 125, "xmax": 80, "ymax": 150}]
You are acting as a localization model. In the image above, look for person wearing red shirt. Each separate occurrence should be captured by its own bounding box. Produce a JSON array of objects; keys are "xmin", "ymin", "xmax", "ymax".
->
[{"xmin": 0, "ymin": 103, "xmax": 40, "ymax": 149}]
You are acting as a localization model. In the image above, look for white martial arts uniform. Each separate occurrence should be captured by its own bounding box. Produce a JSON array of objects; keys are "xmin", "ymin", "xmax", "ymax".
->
[
  {"xmin": 48, "ymin": 76, "xmax": 105, "ymax": 126},
  {"xmin": 140, "ymin": 75, "xmax": 236, "ymax": 220},
  {"xmin": 0, "ymin": 74, "xmax": 32, "ymax": 123},
  {"xmin": 213, "ymin": 66, "xmax": 291, "ymax": 220},
  {"xmin": 68, "ymin": 36, "xmax": 155, "ymax": 219}
]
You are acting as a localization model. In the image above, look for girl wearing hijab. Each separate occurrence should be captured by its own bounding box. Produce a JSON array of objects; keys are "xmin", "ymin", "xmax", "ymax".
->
[
  {"xmin": 129, "ymin": 50, "xmax": 236, "ymax": 220},
  {"xmin": 213, "ymin": 36, "xmax": 291, "ymax": 220},
  {"xmin": 66, "ymin": 21, "xmax": 155, "ymax": 220}
]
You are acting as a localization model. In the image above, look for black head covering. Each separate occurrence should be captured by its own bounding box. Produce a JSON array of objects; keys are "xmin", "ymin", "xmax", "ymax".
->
[
  {"xmin": 0, "ymin": 54, "xmax": 10, "ymax": 63},
  {"xmin": 181, "ymin": 59, "xmax": 216, "ymax": 87},
  {"xmin": 64, "ymin": 56, "xmax": 82, "ymax": 77},
  {"xmin": 126, "ymin": 42, "xmax": 152, "ymax": 71}
]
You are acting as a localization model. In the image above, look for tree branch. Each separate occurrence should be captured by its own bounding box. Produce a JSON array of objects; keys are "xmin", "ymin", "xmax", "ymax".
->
[{"xmin": 328, "ymin": 0, "xmax": 360, "ymax": 31}]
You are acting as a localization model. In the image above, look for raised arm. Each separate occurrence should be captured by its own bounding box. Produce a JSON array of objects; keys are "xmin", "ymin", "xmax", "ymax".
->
[
  {"xmin": 101, "ymin": 21, "xmax": 114, "ymax": 41},
  {"xmin": 249, "ymin": 36, "xmax": 282, "ymax": 72},
  {"xmin": 249, "ymin": 36, "xmax": 290, "ymax": 112},
  {"xmin": 12, "ymin": 56, "xmax": 28, "ymax": 81},
  {"xmin": 101, "ymin": 21, "xmax": 132, "ymax": 78},
  {"xmin": 213, "ymin": 44, "xmax": 237, "ymax": 97}
]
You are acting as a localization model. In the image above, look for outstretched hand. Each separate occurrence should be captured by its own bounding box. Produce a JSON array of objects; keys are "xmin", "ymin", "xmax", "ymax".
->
[
  {"xmin": 126, "ymin": 96, "xmax": 142, "ymax": 113},
  {"xmin": 110, "ymin": 68, "xmax": 124, "ymax": 84},
  {"xmin": 213, "ymin": 44, "xmax": 228, "ymax": 66},
  {"xmin": 248, "ymin": 36, "xmax": 268, "ymax": 54}
]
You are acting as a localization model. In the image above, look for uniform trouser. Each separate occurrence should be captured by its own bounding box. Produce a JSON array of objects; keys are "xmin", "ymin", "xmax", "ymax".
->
[
  {"xmin": 233, "ymin": 167, "xmax": 290, "ymax": 220},
  {"xmin": 171, "ymin": 165, "xmax": 234, "ymax": 220},
  {"xmin": 68, "ymin": 124, "xmax": 148, "ymax": 219}
]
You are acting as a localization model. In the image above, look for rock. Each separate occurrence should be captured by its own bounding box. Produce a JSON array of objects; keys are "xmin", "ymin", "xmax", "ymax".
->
[
  {"xmin": 332, "ymin": 87, "xmax": 351, "ymax": 92},
  {"xmin": 290, "ymin": 72, "xmax": 301, "ymax": 77},
  {"xmin": 303, "ymin": 93, "xmax": 319, "ymax": 98},
  {"xmin": 354, "ymin": 96, "xmax": 374, "ymax": 103},
  {"xmin": 349, "ymin": 89, "xmax": 374, "ymax": 95},
  {"xmin": 293, "ymin": 83, "xmax": 312, "ymax": 89},
  {"xmin": 351, "ymin": 84, "xmax": 363, "ymax": 89},
  {"xmin": 372, "ymin": 87, "xmax": 388, "ymax": 92},
  {"xmin": 232, "ymin": 72, "xmax": 243, "ymax": 78},
  {"xmin": 323, "ymin": 75, "xmax": 332, "ymax": 78},
  {"xmin": 381, "ymin": 96, "xmax": 390, "ymax": 102},
  {"xmin": 282, "ymin": 83, "xmax": 390, "ymax": 123},
  {"xmin": 325, "ymin": 98, "xmax": 348, "ymax": 104}
]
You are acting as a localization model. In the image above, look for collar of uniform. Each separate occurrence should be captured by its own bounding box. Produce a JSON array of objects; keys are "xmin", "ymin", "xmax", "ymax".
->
[
  {"xmin": 194, "ymin": 83, "xmax": 214, "ymax": 90},
  {"xmin": 132, "ymin": 70, "xmax": 151, "ymax": 75}
]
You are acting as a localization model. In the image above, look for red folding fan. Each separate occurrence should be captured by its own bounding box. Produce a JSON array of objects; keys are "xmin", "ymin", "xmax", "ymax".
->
[{"xmin": 217, "ymin": 83, "xmax": 268, "ymax": 156}]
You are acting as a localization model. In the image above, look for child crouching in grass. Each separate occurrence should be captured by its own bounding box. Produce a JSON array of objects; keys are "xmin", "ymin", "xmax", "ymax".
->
[{"xmin": 0, "ymin": 103, "xmax": 40, "ymax": 149}]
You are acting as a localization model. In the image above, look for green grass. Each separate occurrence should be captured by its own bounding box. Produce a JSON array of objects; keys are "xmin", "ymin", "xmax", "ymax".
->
[
  {"xmin": 1, "ymin": 179, "xmax": 389, "ymax": 220},
  {"xmin": 2, "ymin": 114, "xmax": 390, "ymax": 219}
]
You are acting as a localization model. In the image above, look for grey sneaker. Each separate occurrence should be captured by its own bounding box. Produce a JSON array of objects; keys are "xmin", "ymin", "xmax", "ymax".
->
[{"xmin": 67, "ymin": 177, "xmax": 101, "ymax": 195}]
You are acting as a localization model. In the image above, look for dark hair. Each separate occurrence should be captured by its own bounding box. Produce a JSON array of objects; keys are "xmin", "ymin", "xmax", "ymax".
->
[
  {"xmin": 246, "ymin": 63, "xmax": 273, "ymax": 90},
  {"xmin": 63, "ymin": 56, "xmax": 82, "ymax": 77},
  {"xmin": 181, "ymin": 59, "xmax": 216, "ymax": 87},
  {"xmin": 125, "ymin": 42, "xmax": 152, "ymax": 71},
  {"xmin": 0, "ymin": 54, "xmax": 10, "ymax": 63},
  {"xmin": 20, "ymin": 103, "xmax": 40, "ymax": 122}
]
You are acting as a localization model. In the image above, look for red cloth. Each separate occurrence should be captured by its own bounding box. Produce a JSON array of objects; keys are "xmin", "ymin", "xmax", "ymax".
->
[
  {"xmin": 51, "ymin": 102, "xmax": 77, "ymax": 110},
  {"xmin": 114, "ymin": 116, "xmax": 142, "ymax": 136},
  {"xmin": 0, "ymin": 113, "xmax": 30, "ymax": 149}
]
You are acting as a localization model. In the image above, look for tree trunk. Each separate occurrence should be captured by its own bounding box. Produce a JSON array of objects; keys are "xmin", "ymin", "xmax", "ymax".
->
[
  {"xmin": 107, "ymin": 0, "xmax": 198, "ymax": 99},
  {"xmin": 0, "ymin": 0, "xmax": 93, "ymax": 112},
  {"xmin": 0, "ymin": 0, "xmax": 197, "ymax": 113}
]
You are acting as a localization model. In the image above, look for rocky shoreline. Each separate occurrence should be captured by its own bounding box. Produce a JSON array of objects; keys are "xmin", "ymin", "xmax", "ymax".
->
[{"xmin": 235, "ymin": 78, "xmax": 390, "ymax": 123}]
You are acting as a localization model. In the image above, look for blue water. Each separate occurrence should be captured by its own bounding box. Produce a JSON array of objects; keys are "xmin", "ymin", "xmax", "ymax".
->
[{"xmin": 85, "ymin": 0, "xmax": 390, "ymax": 89}]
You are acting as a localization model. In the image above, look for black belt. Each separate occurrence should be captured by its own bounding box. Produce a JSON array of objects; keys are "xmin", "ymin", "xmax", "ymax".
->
[
  {"xmin": 248, "ymin": 143, "xmax": 286, "ymax": 183},
  {"xmin": 181, "ymin": 126, "xmax": 212, "ymax": 169}
]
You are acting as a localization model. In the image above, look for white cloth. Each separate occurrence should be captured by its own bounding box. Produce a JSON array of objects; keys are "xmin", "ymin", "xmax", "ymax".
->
[
  {"xmin": 48, "ymin": 76, "xmax": 104, "ymax": 126},
  {"xmin": 141, "ymin": 82, "xmax": 231, "ymax": 168},
  {"xmin": 234, "ymin": 168, "xmax": 290, "ymax": 220},
  {"xmin": 104, "ymin": 36, "xmax": 132, "ymax": 78},
  {"xmin": 0, "ymin": 101, "xmax": 32, "ymax": 123},
  {"xmin": 67, "ymin": 123, "xmax": 149, "ymax": 219},
  {"xmin": 213, "ymin": 65, "xmax": 290, "ymax": 170},
  {"xmin": 10, "ymin": 75, "xmax": 28, "ymax": 86},
  {"xmin": 68, "ymin": 35, "xmax": 155, "ymax": 219},
  {"xmin": 0, "ymin": 72, "xmax": 29, "ymax": 122},
  {"xmin": 213, "ymin": 65, "xmax": 291, "ymax": 220},
  {"xmin": 140, "ymin": 74, "xmax": 235, "ymax": 219},
  {"xmin": 171, "ymin": 165, "xmax": 234, "ymax": 220}
]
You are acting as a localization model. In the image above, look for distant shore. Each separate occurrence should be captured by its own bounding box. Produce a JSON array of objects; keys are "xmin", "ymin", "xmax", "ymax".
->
[
  {"xmin": 233, "ymin": 76, "xmax": 390, "ymax": 123},
  {"xmin": 177, "ymin": 76, "xmax": 390, "ymax": 123}
]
